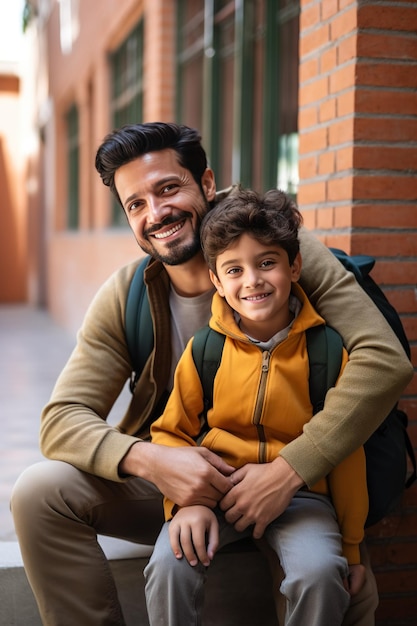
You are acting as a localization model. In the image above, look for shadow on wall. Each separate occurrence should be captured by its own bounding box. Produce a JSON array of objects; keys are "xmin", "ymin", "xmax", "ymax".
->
[{"xmin": 0, "ymin": 135, "xmax": 26, "ymax": 302}]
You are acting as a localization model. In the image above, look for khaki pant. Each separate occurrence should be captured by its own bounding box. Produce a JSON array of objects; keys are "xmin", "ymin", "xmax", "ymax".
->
[{"xmin": 11, "ymin": 461, "xmax": 378, "ymax": 625}]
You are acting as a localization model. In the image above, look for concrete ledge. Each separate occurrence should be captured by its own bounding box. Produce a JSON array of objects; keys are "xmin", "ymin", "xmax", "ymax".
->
[{"xmin": 0, "ymin": 539, "xmax": 278, "ymax": 625}]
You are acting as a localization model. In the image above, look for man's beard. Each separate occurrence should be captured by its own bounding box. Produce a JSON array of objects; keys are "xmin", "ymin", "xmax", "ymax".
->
[
  {"xmin": 149, "ymin": 233, "xmax": 201, "ymax": 266},
  {"xmin": 139, "ymin": 211, "xmax": 202, "ymax": 266}
]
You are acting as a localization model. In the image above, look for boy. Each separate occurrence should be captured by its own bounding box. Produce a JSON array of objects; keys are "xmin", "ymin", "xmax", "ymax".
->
[{"xmin": 145, "ymin": 187, "xmax": 368, "ymax": 625}]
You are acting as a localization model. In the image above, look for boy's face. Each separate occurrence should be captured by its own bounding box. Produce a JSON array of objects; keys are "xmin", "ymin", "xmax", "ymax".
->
[
  {"xmin": 210, "ymin": 233, "xmax": 302, "ymax": 341},
  {"xmin": 114, "ymin": 148, "xmax": 216, "ymax": 265}
]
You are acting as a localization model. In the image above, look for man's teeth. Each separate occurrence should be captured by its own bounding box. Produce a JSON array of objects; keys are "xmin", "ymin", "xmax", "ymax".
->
[{"xmin": 154, "ymin": 223, "xmax": 183, "ymax": 239}]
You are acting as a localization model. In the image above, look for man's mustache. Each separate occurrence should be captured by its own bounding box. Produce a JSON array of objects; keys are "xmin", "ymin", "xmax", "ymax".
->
[{"xmin": 144, "ymin": 211, "xmax": 193, "ymax": 237}]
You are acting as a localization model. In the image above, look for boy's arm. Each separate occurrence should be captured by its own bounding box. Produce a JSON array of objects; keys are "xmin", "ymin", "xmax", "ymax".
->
[
  {"xmin": 327, "ymin": 446, "xmax": 368, "ymax": 565},
  {"xmin": 149, "ymin": 338, "xmax": 235, "ymax": 509}
]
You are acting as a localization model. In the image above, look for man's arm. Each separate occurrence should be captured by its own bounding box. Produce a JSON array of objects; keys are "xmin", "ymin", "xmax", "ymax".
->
[
  {"xmin": 286, "ymin": 226, "xmax": 413, "ymax": 486},
  {"xmin": 41, "ymin": 270, "xmax": 234, "ymax": 506},
  {"xmin": 40, "ymin": 264, "xmax": 141, "ymax": 481}
]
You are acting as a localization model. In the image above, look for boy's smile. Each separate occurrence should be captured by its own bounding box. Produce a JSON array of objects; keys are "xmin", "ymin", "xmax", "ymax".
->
[{"xmin": 210, "ymin": 233, "xmax": 302, "ymax": 342}]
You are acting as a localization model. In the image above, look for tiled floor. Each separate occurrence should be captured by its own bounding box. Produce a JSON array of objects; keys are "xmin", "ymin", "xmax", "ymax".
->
[{"xmin": 0, "ymin": 305, "xmax": 75, "ymax": 541}]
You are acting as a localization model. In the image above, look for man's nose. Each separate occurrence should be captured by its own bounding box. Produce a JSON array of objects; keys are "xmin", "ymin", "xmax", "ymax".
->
[{"xmin": 147, "ymin": 195, "xmax": 171, "ymax": 223}]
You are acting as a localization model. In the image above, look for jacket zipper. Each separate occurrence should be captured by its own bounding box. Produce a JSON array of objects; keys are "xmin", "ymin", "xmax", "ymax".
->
[{"xmin": 253, "ymin": 350, "xmax": 270, "ymax": 463}]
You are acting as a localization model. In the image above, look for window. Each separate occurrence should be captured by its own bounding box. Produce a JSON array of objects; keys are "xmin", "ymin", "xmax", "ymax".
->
[
  {"xmin": 275, "ymin": 1, "xmax": 300, "ymax": 197},
  {"xmin": 110, "ymin": 21, "xmax": 144, "ymax": 225},
  {"xmin": 66, "ymin": 104, "xmax": 79, "ymax": 230},
  {"xmin": 176, "ymin": 0, "xmax": 299, "ymax": 195}
]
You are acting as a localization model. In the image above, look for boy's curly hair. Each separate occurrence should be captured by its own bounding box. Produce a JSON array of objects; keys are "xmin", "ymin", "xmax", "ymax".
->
[{"xmin": 201, "ymin": 186, "xmax": 303, "ymax": 275}]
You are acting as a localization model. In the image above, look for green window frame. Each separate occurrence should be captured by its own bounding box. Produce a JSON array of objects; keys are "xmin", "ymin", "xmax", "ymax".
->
[
  {"xmin": 176, "ymin": 0, "xmax": 299, "ymax": 195},
  {"xmin": 66, "ymin": 104, "xmax": 79, "ymax": 230},
  {"xmin": 110, "ymin": 20, "xmax": 144, "ymax": 226}
]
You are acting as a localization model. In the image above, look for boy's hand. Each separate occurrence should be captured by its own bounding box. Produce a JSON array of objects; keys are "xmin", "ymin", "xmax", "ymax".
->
[
  {"xmin": 344, "ymin": 564, "xmax": 366, "ymax": 596},
  {"xmin": 168, "ymin": 505, "xmax": 219, "ymax": 567}
]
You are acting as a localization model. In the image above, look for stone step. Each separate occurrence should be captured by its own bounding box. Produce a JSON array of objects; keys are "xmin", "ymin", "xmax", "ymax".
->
[{"xmin": 0, "ymin": 538, "xmax": 279, "ymax": 625}]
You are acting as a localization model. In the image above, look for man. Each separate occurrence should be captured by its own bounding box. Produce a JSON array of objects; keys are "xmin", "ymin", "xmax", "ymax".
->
[{"xmin": 11, "ymin": 122, "xmax": 412, "ymax": 625}]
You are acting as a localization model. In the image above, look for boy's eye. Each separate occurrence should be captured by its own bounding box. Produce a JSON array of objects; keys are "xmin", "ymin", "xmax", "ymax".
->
[
  {"xmin": 260, "ymin": 259, "xmax": 275, "ymax": 268},
  {"xmin": 226, "ymin": 267, "xmax": 241, "ymax": 275}
]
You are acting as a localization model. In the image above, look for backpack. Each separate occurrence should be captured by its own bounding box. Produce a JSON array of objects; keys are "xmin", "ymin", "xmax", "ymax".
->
[{"xmin": 125, "ymin": 250, "xmax": 416, "ymax": 527}]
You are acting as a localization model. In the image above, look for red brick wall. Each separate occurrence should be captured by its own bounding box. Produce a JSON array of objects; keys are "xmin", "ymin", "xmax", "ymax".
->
[{"xmin": 298, "ymin": 2, "xmax": 417, "ymax": 623}]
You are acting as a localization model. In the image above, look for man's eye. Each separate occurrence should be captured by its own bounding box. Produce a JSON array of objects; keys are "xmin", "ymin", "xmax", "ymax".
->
[
  {"xmin": 162, "ymin": 184, "xmax": 178, "ymax": 194},
  {"xmin": 128, "ymin": 201, "xmax": 143, "ymax": 213}
]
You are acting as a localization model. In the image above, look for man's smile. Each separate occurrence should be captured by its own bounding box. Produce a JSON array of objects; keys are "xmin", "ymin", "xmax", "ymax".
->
[{"xmin": 153, "ymin": 221, "xmax": 186, "ymax": 239}]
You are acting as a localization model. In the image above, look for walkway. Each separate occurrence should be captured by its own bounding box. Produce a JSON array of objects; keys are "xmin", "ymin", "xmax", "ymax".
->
[{"xmin": 0, "ymin": 305, "xmax": 75, "ymax": 541}]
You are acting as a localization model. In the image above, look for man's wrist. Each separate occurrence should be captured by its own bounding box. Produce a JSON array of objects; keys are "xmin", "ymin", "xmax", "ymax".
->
[
  {"xmin": 119, "ymin": 440, "xmax": 151, "ymax": 479},
  {"xmin": 274, "ymin": 455, "xmax": 305, "ymax": 492}
]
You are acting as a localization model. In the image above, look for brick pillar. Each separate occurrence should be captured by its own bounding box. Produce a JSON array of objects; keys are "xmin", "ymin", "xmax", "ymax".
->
[
  {"xmin": 143, "ymin": 0, "xmax": 176, "ymax": 121},
  {"xmin": 298, "ymin": 2, "xmax": 417, "ymax": 624}
]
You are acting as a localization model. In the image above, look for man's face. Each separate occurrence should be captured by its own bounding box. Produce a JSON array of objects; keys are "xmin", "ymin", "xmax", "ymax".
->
[{"xmin": 114, "ymin": 149, "xmax": 216, "ymax": 265}]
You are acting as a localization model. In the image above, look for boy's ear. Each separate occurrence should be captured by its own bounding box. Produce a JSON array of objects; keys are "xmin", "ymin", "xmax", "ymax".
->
[
  {"xmin": 209, "ymin": 269, "xmax": 225, "ymax": 297},
  {"xmin": 291, "ymin": 252, "xmax": 302, "ymax": 282},
  {"xmin": 201, "ymin": 168, "xmax": 216, "ymax": 202}
]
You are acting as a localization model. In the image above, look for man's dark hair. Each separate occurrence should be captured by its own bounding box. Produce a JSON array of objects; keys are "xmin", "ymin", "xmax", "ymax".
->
[
  {"xmin": 95, "ymin": 122, "xmax": 208, "ymax": 205},
  {"xmin": 201, "ymin": 186, "xmax": 303, "ymax": 275}
]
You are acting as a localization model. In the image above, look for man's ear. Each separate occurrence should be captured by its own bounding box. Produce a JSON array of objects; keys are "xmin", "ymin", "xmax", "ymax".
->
[
  {"xmin": 201, "ymin": 168, "xmax": 216, "ymax": 202},
  {"xmin": 209, "ymin": 269, "xmax": 225, "ymax": 297},
  {"xmin": 291, "ymin": 252, "xmax": 302, "ymax": 283}
]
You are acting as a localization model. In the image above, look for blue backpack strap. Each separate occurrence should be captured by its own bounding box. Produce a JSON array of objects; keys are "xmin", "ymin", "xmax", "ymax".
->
[
  {"xmin": 125, "ymin": 255, "xmax": 153, "ymax": 392},
  {"xmin": 306, "ymin": 325, "xmax": 344, "ymax": 414}
]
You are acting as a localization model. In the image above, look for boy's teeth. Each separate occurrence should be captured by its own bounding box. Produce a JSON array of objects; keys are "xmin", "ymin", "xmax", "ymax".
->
[{"xmin": 246, "ymin": 294, "xmax": 267, "ymax": 301}]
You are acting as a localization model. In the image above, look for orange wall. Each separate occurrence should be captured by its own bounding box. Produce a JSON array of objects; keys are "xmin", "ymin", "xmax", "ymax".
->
[
  {"xmin": 0, "ymin": 73, "xmax": 27, "ymax": 302},
  {"xmin": 48, "ymin": 232, "xmax": 143, "ymax": 334}
]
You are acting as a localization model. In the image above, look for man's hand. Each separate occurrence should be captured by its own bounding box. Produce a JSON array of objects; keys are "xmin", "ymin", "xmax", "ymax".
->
[
  {"xmin": 220, "ymin": 456, "xmax": 304, "ymax": 538},
  {"xmin": 169, "ymin": 505, "xmax": 219, "ymax": 567},
  {"xmin": 120, "ymin": 442, "xmax": 235, "ymax": 508}
]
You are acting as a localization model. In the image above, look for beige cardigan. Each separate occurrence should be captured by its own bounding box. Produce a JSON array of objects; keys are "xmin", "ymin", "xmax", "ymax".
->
[{"xmin": 40, "ymin": 227, "xmax": 413, "ymax": 485}]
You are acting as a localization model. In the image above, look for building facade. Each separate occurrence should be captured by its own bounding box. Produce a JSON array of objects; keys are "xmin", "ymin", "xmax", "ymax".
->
[{"xmin": 13, "ymin": 0, "xmax": 417, "ymax": 622}]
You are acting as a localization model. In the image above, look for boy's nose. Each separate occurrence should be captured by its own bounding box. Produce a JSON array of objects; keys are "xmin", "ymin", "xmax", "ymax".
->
[{"xmin": 245, "ymin": 269, "xmax": 263, "ymax": 287}]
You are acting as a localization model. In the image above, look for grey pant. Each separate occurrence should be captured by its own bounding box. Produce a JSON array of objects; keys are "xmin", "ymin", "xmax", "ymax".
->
[
  {"xmin": 11, "ymin": 461, "xmax": 378, "ymax": 625},
  {"xmin": 145, "ymin": 492, "xmax": 351, "ymax": 626}
]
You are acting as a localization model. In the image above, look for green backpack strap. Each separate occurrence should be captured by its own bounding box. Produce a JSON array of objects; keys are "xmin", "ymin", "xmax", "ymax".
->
[
  {"xmin": 125, "ymin": 255, "xmax": 153, "ymax": 392},
  {"xmin": 306, "ymin": 325, "xmax": 344, "ymax": 414},
  {"xmin": 192, "ymin": 326, "xmax": 225, "ymax": 418},
  {"xmin": 192, "ymin": 324, "xmax": 343, "ymax": 420}
]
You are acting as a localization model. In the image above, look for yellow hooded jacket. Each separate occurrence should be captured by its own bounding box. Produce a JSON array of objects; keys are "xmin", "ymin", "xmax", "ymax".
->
[{"xmin": 151, "ymin": 283, "xmax": 368, "ymax": 564}]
